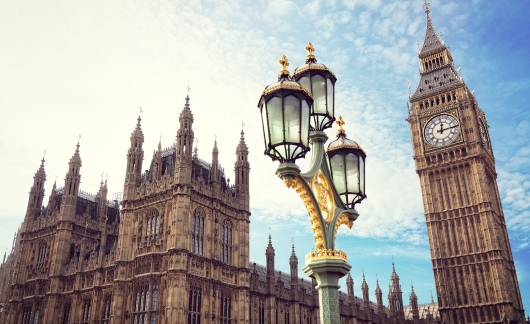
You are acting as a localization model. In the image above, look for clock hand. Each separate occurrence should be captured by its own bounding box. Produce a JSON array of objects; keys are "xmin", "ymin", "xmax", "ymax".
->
[{"xmin": 438, "ymin": 124, "xmax": 460, "ymax": 133}]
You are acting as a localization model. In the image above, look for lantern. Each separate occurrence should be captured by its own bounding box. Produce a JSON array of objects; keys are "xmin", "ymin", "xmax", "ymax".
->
[
  {"xmin": 326, "ymin": 116, "xmax": 366, "ymax": 209},
  {"xmin": 258, "ymin": 55, "xmax": 314, "ymax": 163},
  {"xmin": 292, "ymin": 42, "xmax": 337, "ymax": 131}
]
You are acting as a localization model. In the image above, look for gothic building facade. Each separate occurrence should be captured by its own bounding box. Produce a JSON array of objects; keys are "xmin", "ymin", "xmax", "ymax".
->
[
  {"xmin": 407, "ymin": 3, "xmax": 525, "ymax": 324},
  {"xmin": 0, "ymin": 93, "xmax": 440, "ymax": 324}
]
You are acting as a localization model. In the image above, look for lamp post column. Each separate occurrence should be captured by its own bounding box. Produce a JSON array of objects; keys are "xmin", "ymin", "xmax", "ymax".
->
[{"xmin": 303, "ymin": 256, "xmax": 351, "ymax": 324}]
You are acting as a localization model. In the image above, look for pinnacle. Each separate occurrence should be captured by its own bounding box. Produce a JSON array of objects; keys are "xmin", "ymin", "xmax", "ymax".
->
[
  {"xmin": 69, "ymin": 142, "xmax": 82, "ymax": 165},
  {"xmin": 419, "ymin": 3, "xmax": 445, "ymax": 58}
]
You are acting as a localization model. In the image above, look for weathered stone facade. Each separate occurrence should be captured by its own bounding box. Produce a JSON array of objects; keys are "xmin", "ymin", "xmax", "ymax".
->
[
  {"xmin": 0, "ymin": 94, "xmax": 440, "ymax": 324},
  {"xmin": 406, "ymin": 3, "xmax": 525, "ymax": 324}
]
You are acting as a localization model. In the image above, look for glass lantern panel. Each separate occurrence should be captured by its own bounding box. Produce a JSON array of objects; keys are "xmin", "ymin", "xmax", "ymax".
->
[
  {"xmin": 330, "ymin": 154, "xmax": 346, "ymax": 193},
  {"xmin": 266, "ymin": 97, "xmax": 283, "ymax": 145},
  {"xmin": 311, "ymin": 74, "xmax": 326, "ymax": 113},
  {"xmin": 345, "ymin": 153, "xmax": 360, "ymax": 193},
  {"xmin": 301, "ymin": 100, "xmax": 310, "ymax": 146},
  {"xmin": 283, "ymin": 95, "xmax": 301, "ymax": 143},
  {"xmin": 260, "ymin": 102, "xmax": 268, "ymax": 147},
  {"xmin": 327, "ymin": 78, "xmax": 334, "ymax": 117},
  {"xmin": 299, "ymin": 76, "xmax": 310, "ymax": 93},
  {"xmin": 359, "ymin": 155, "xmax": 365, "ymax": 193}
]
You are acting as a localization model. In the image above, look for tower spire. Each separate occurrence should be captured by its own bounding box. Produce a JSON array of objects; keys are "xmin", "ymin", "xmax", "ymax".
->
[{"xmin": 419, "ymin": 0, "xmax": 445, "ymax": 58}]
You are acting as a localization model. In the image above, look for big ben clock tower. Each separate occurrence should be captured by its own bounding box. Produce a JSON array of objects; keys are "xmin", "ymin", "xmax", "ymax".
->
[{"xmin": 407, "ymin": 2, "xmax": 524, "ymax": 323}]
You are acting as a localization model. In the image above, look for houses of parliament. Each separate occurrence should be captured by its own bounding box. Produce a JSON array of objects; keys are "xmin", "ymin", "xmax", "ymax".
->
[{"xmin": 0, "ymin": 3, "xmax": 525, "ymax": 324}]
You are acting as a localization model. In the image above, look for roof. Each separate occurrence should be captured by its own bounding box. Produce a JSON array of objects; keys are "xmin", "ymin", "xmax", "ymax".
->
[
  {"xmin": 410, "ymin": 65, "xmax": 463, "ymax": 101},
  {"xmin": 419, "ymin": 12, "xmax": 446, "ymax": 59}
]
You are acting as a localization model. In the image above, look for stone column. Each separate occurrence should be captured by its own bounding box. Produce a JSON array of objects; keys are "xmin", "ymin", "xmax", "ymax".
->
[{"xmin": 303, "ymin": 258, "xmax": 351, "ymax": 324}]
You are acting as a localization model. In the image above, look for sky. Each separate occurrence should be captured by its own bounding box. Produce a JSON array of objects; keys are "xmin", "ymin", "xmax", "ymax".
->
[{"xmin": 0, "ymin": 0, "xmax": 529, "ymax": 314}]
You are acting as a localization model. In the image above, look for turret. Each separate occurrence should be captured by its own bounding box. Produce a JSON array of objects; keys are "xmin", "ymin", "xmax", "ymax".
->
[
  {"xmin": 211, "ymin": 140, "xmax": 220, "ymax": 183},
  {"xmin": 97, "ymin": 179, "xmax": 109, "ymax": 266},
  {"xmin": 24, "ymin": 157, "xmax": 46, "ymax": 225},
  {"xmin": 375, "ymin": 276, "xmax": 384, "ymax": 313},
  {"xmin": 410, "ymin": 282, "xmax": 420, "ymax": 324},
  {"xmin": 289, "ymin": 242, "xmax": 299, "ymax": 301},
  {"xmin": 124, "ymin": 115, "xmax": 144, "ymax": 200},
  {"xmin": 153, "ymin": 140, "xmax": 163, "ymax": 181},
  {"xmin": 265, "ymin": 234, "xmax": 275, "ymax": 293},
  {"xmin": 361, "ymin": 272, "xmax": 370, "ymax": 310},
  {"xmin": 388, "ymin": 260, "xmax": 404, "ymax": 318},
  {"xmin": 346, "ymin": 272, "xmax": 354, "ymax": 297},
  {"xmin": 46, "ymin": 180, "xmax": 57, "ymax": 217},
  {"xmin": 234, "ymin": 129, "xmax": 250, "ymax": 210},
  {"xmin": 60, "ymin": 143, "xmax": 82, "ymax": 219},
  {"xmin": 175, "ymin": 95, "xmax": 194, "ymax": 184}
]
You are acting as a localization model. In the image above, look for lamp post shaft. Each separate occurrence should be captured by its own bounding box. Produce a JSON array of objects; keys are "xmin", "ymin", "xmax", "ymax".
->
[{"xmin": 303, "ymin": 258, "xmax": 352, "ymax": 324}]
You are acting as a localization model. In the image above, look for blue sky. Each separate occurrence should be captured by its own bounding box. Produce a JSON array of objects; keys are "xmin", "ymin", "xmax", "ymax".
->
[{"xmin": 0, "ymin": 0, "xmax": 529, "ymax": 314}]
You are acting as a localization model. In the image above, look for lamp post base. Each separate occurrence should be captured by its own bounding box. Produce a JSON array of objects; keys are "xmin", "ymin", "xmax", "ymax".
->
[{"xmin": 303, "ymin": 258, "xmax": 352, "ymax": 324}]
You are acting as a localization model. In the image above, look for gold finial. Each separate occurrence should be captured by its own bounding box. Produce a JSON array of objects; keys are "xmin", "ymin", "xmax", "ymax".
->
[
  {"xmin": 305, "ymin": 42, "xmax": 315, "ymax": 60},
  {"xmin": 336, "ymin": 116, "xmax": 346, "ymax": 135},
  {"xmin": 187, "ymin": 86, "xmax": 191, "ymax": 97},
  {"xmin": 279, "ymin": 55, "xmax": 290, "ymax": 76}
]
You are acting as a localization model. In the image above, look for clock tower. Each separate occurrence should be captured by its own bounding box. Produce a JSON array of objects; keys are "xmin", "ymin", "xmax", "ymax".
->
[{"xmin": 407, "ymin": 2, "xmax": 524, "ymax": 323}]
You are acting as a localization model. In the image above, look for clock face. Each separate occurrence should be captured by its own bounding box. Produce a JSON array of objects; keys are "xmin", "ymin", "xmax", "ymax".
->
[
  {"xmin": 424, "ymin": 114, "xmax": 461, "ymax": 147},
  {"xmin": 478, "ymin": 118, "xmax": 491, "ymax": 150}
]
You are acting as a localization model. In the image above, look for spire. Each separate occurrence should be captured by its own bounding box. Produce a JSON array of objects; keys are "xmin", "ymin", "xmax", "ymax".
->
[
  {"xmin": 410, "ymin": 280, "xmax": 417, "ymax": 299},
  {"xmin": 289, "ymin": 238, "xmax": 298, "ymax": 278},
  {"xmin": 132, "ymin": 111, "xmax": 144, "ymax": 141},
  {"xmin": 236, "ymin": 128, "xmax": 248, "ymax": 153},
  {"xmin": 419, "ymin": 0, "xmax": 445, "ymax": 58},
  {"xmin": 35, "ymin": 155, "xmax": 46, "ymax": 180},
  {"xmin": 346, "ymin": 272, "xmax": 354, "ymax": 296},
  {"xmin": 70, "ymin": 140, "xmax": 82, "ymax": 165}
]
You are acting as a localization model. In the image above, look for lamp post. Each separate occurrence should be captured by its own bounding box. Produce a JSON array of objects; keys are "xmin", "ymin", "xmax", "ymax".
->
[{"xmin": 257, "ymin": 43, "xmax": 367, "ymax": 324}]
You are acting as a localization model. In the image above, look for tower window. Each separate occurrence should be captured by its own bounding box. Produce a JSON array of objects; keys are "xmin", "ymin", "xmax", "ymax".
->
[
  {"xmin": 219, "ymin": 291, "xmax": 232, "ymax": 324},
  {"xmin": 103, "ymin": 295, "xmax": 112, "ymax": 324},
  {"xmin": 133, "ymin": 283, "xmax": 158, "ymax": 324},
  {"xmin": 191, "ymin": 209, "xmax": 204, "ymax": 256},
  {"xmin": 188, "ymin": 284, "xmax": 202, "ymax": 324},
  {"xmin": 63, "ymin": 304, "xmax": 71, "ymax": 324},
  {"xmin": 82, "ymin": 299, "xmax": 91, "ymax": 324},
  {"xmin": 145, "ymin": 209, "xmax": 160, "ymax": 242},
  {"xmin": 221, "ymin": 221, "xmax": 233, "ymax": 265}
]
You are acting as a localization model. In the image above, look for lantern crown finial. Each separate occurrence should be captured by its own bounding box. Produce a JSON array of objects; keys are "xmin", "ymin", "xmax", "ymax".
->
[
  {"xmin": 336, "ymin": 116, "xmax": 346, "ymax": 135},
  {"xmin": 305, "ymin": 42, "xmax": 316, "ymax": 62},
  {"xmin": 279, "ymin": 55, "xmax": 290, "ymax": 77}
]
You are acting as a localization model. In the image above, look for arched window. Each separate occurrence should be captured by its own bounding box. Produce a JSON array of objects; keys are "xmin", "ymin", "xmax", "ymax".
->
[
  {"xmin": 258, "ymin": 300, "xmax": 265, "ymax": 324},
  {"xmin": 133, "ymin": 283, "xmax": 158, "ymax": 324},
  {"xmin": 33, "ymin": 309, "xmax": 40, "ymax": 324},
  {"xmin": 145, "ymin": 209, "xmax": 160, "ymax": 241},
  {"xmin": 102, "ymin": 295, "xmax": 111, "ymax": 324},
  {"xmin": 191, "ymin": 209, "xmax": 204, "ymax": 256},
  {"xmin": 221, "ymin": 221, "xmax": 232, "ymax": 265},
  {"xmin": 151, "ymin": 284, "xmax": 159, "ymax": 311},
  {"xmin": 63, "ymin": 304, "xmax": 71, "ymax": 324},
  {"xmin": 188, "ymin": 284, "xmax": 202, "ymax": 324},
  {"xmin": 219, "ymin": 291, "xmax": 232, "ymax": 324},
  {"xmin": 82, "ymin": 300, "xmax": 91, "ymax": 323}
]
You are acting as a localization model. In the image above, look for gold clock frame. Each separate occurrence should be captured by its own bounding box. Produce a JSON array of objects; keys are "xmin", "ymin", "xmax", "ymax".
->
[{"xmin": 420, "ymin": 108, "xmax": 464, "ymax": 152}]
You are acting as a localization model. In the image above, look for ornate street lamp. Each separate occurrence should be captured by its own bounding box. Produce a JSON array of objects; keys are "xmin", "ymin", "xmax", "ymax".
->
[
  {"xmin": 258, "ymin": 55, "xmax": 313, "ymax": 163},
  {"xmin": 257, "ymin": 44, "xmax": 367, "ymax": 324}
]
